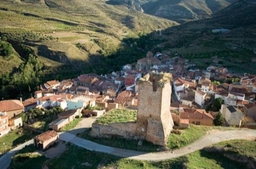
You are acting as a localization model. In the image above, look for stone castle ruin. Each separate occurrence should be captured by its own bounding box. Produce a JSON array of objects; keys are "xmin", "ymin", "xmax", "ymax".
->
[{"xmin": 91, "ymin": 72, "xmax": 174, "ymax": 146}]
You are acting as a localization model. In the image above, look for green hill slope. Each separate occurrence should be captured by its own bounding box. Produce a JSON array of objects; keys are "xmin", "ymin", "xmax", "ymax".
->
[
  {"xmin": 151, "ymin": 0, "xmax": 256, "ymax": 74},
  {"xmin": 139, "ymin": 0, "xmax": 236, "ymax": 22},
  {"xmin": 0, "ymin": 0, "xmax": 178, "ymax": 99}
]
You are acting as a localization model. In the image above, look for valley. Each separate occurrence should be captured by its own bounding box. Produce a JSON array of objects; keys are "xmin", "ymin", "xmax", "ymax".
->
[{"xmin": 0, "ymin": 1, "xmax": 256, "ymax": 168}]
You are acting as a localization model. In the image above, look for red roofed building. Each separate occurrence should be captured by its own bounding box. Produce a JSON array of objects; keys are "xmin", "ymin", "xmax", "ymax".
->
[
  {"xmin": 34, "ymin": 130, "xmax": 59, "ymax": 150},
  {"xmin": 125, "ymin": 75, "xmax": 136, "ymax": 86},
  {"xmin": 44, "ymin": 80, "xmax": 60, "ymax": 89},
  {"xmin": 0, "ymin": 100, "xmax": 24, "ymax": 119},
  {"xmin": 179, "ymin": 108, "xmax": 213, "ymax": 126}
]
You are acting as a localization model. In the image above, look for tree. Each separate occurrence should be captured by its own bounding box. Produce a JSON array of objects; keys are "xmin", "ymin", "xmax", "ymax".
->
[
  {"xmin": 212, "ymin": 98, "xmax": 223, "ymax": 112},
  {"xmin": 214, "ymin": 112, "xmax": 224, "ymax": 126}
]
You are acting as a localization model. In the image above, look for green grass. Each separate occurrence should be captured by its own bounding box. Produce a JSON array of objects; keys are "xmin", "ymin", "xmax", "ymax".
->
[
  {"xmin": 31, "ymin": 121, "xmax": 46, "ymax": 131},
  {"xmin": 95, "ymin": 109, "xmax": 137, "ymax": 125},
  {"xmin": 44, "ymin": 144, "xmax": 186, "ymax": 169},
  {"xmin": 0, "ymin": 129, "xmax": 36, "ymax": 156},
  {"xmin": 215, "ymin": 140, "xmax": 256, "ymax": 158},
  {"xmin": 59, "ymin": 118, "xmax": 82, "ymax": 132},
  {"xmin": 78, "ymin": 125, "xmax": 231, "ymax": 152},
  {"xmin": 78, "ymin": 129, "xmax": 160, "ymax": 152},
  {"xmin": 184, "ymin": 139, "xmax": 256, "ymax": 169},
  {"xmin": 167, "ymin": 125, "xmax": 209, "ymax": 149},
  {"xmin": 10, "ymin": 145, "xmax": 48, "ymax": 169},
  {"xmin": 10, "ymin": 137, "xmax": 255, "ymax": 169},
  {"xmin": 185, "ymin": 150, "xmax": 246, "ymax": 169}
]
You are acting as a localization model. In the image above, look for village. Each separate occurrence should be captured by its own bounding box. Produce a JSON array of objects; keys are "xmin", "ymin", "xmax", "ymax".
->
[{"xmin": 1, "ymin": 50, "xmax": 256, "ymax": 150}]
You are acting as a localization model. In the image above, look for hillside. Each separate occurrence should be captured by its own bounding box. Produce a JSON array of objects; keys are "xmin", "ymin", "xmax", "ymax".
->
[
  {"xmin": 108, "ymin": 0, "xmax": 237, "ymax": 23},
  {"xmin": 151, "ymin": 0, "xmax": 256, "ymax": 74},
  {"xmin": 0, "ymin": 0, "xmax": 177, "ymax": 99}
]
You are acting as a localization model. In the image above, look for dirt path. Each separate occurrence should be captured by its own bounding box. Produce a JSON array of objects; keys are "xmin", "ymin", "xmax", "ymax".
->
[{"xmin": 59, "ymin": 129, "xmax": 256, "ymax": 161}]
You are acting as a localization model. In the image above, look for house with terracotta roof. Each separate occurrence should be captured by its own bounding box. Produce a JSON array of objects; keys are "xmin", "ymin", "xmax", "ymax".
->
[
  {"xmin": 115, "ymin": 90, "xmax": 134, "ymax": 107},
  {"xmin": 58, "ymin": 109, "xmax": 81, "ymax": 121},
  {"xmin": 23, "ymin": 97, "xmax": 37, "ymax": 111},
  {"xmin": 34, "ymin": 90, "xmax": 43, "ymax": 98},
  {"xmin": 179, "ymin": 108, "xmax": 214, "ymax": 126},
  {"xmin": 0, "ymin": 100, "xmax": 24, "ymax": 119},
  {"xmin": 77, "ymin": 74, "xmax": 99, "ymax": 86},
  {"xmin": 34, "ymin": 130, "xmax": 59, "ymax": 150},
  {"xmin": 124, "ymin": 75, "xmax": 136, "ymax": 87},
  {"xmin": 220, "ymin": 105, "xmax": 244, "ymax": 126},
  {"xmin": 49, "ymin": 109, "xmax": 81, "ymax": 131},
  {"xmin": 44, "ymin": 80, "xmax": 60, "ymax": 90},
  {"xmin": 0, "ymin": 113, "xmax": 10, "ymax": 137}
]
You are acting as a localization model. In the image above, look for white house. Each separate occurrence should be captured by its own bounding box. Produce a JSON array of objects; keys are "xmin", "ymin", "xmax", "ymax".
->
[
  {"xmin": 122, "ymin": 64, "xmax": 132, "ymax": 71},
  {"xmin": 201, "ymin": 83, "xmax": 210, "ymax": 93},
  {"xmin": 9, "ymin": 116, "xmax": 23, "ymax": 129},
  {"xmin": 175, "ymin": 83, "xmax": 185, "ymax": 92},
  {"xmin": 226, "ymin": 94, "xmax": 237, "ymax": 106},
  {"xmin": 230, "ymin": 92, "xmax": 245, "ymax": 101},
  {"xmin": 57, "ymin": 99, "xmax": 68, "ymax": 110},
  {"xmin": 220, "ymin": 104, "xmax": 244, "ymax": 126},
  {"xmin": 215, "ymin": 93, "xmax": 228, "ymax": 105},
  {"xmin": 195, "ymin": 89, "xmax": 206, "ymax": 107}
]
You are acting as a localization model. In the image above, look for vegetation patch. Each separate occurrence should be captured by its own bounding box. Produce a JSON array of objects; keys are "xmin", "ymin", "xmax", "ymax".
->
[
  {"xmin": 95, "ymin": 109, "xmax": 137, "ymax": 125},
  {"xmin": 44, "ymin": 144, "xmax": 186, "ymax": 169},
  {"xmin": 214, "ymin": 140, "xmax": 256, "ymax": 158},
  {"xmin": 0, "ymin": 129, "xmax": 36, "ymax": 156},
  {"xmin": 167, "ymin": 125, "xmax": 210, "ymax": 149},
  {"xmin": 60, "ymin": 118, "xmax": 82, "ymax": 132},
  {"xmin": 78, "ymin": 129, "xmax": 160, "ymax": 152},
  {"xmin": 10, "ymin": 145, "xmax": 48, "ymax": 169}
]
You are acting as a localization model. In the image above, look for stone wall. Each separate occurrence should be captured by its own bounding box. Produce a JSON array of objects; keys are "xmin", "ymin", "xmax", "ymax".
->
[
  {"xmin": 136, "ymin": 73, "xmax": 174, "ymax": 146},
  {"xmin": 91, "ymin": 72, "xmax": 174, "ymax": 146},
  {"xmin": 91, "ymin": 122, "xmax": 137, "ymax": 139}
]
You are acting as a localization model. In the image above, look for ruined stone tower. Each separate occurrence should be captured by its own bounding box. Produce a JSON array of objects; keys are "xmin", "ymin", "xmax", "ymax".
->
[{"xmin": 136, "ymin": 72, "xmax": 174, "ymax": 146}]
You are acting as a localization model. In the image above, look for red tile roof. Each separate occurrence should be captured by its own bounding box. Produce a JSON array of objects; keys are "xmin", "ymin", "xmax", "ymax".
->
[
  {"xmin": 34, "ymin": 130, "xmax": 58, "ymax": 142},
  {"xmin": 58, "ymin": 109, "xmax": 76, "ymax": 118},
  {"xmin": 180, "ymin": 108, "xmax": 213, "ymax": 120},
  {"xmin": 22, "ymin": 98, "xmax": 37, "ymax": 107},
  {"xmin": 0, "ymin": 100, "xmax": 24, "ymax": 112}
]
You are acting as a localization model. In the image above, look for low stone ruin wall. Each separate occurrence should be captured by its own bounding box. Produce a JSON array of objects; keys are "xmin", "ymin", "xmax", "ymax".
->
[{"xmin": 91, "ymin": 122, "xmax": 137, "ymax": 139}]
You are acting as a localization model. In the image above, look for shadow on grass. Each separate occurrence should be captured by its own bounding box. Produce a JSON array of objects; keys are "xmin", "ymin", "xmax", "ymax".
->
[
  {"xmin": 12, "ymin": 130, "xmax": 37, "ymax": 147},
  {"xmin": 76, "ymin": 129, "xmax": 162, "ymax": 152},
  {"xmin": 45, "ymin": 143, "xmax": 188, "ymax": 169},
  {"xmin": 199, "ymin": 149, "xmax": 247, "ymax": 169},
  {"xmin": 10, "ymin": 145, "xmax": 48, "ymax": 169}
]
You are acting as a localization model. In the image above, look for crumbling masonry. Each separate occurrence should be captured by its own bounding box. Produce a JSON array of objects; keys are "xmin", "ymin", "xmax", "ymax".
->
[
  {"xmin": 91, "ymin": 72, "xmax": 174, "ymax": 146},
  {"xmin": 136, "ymin": 72, "xmax": 174, "ymax": 146}
]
